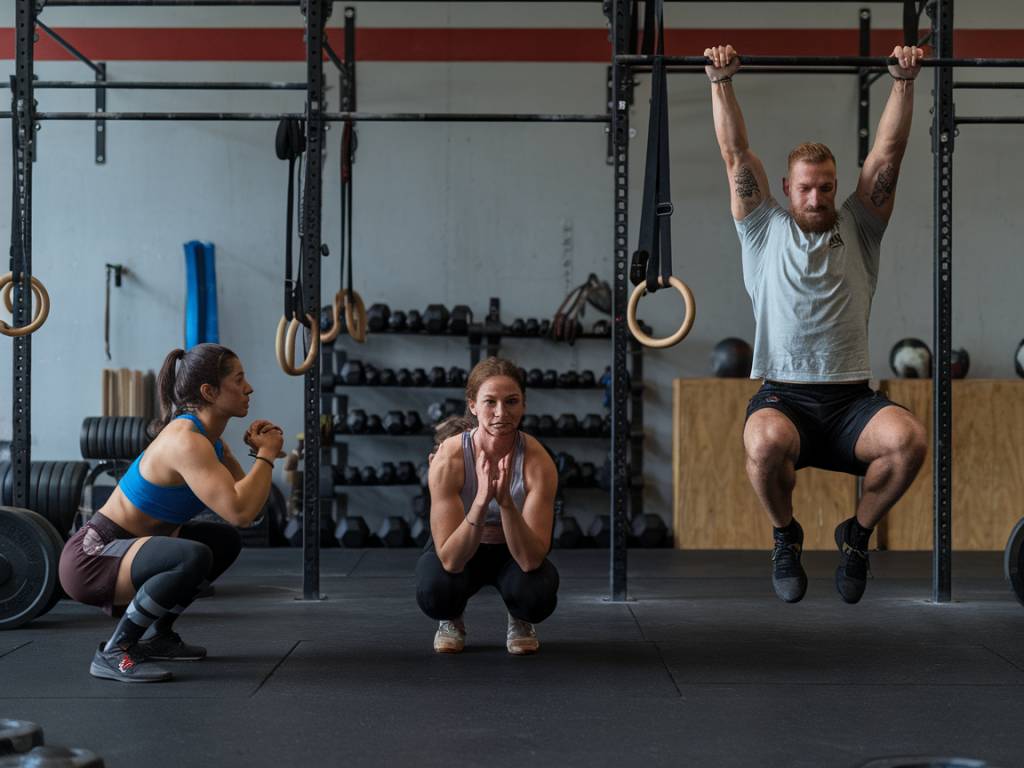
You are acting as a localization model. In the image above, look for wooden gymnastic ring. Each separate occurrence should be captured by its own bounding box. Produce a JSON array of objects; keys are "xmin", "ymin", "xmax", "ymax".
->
[
  {"xmin": 320, "ymin": 291, "xmax": 344, "ymax": 344},
  {"xmin": 344, "ymin": 289, "xmax": 367, "ymax": 343},
  {"xmin": 626, "ymin": 275, "xmax": 696, "ymax": 349},
  {"xmin": 0, "ymin": 272, "xmax": 50, "ymax": 338},
  {"xmin": 275, "ymin": 314, "xmax": 320, "ymax": 376}
]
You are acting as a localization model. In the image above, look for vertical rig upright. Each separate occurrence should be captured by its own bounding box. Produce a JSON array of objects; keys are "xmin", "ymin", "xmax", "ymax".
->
[
  {"xmin": 10, "ymin": 0, "xmax": 37, "ymax": 508},
  {"xmin": 302, "ymin": 0, "xmax": 327, "ymax": 601},
  {"xmin": 609, "ymin": 0, "xmax": 632, "ymax": 601},
  {"xmin": 930, "ymin": 0, "xmax": 954, "ymax": 604}
]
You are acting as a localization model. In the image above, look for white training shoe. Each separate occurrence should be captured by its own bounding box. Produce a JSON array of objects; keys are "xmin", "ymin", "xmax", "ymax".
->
[
  {"xmin": 506, "ymin": 614, "xmax": 540, "ymax": 656},
  {"xmin": 433, "ymin": 617, "xmax": 466, "ymax": 654}
]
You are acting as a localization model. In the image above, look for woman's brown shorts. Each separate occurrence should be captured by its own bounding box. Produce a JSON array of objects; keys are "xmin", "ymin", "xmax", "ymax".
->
[{"xmin": 59, "ymin": 512, "xmax": 138, "ymax": 616}]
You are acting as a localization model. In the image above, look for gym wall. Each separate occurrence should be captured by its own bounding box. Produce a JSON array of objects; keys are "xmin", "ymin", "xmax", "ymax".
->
[{"xmin": 2, "ymin": 1, "xmax": 1022, "ymax": 534}]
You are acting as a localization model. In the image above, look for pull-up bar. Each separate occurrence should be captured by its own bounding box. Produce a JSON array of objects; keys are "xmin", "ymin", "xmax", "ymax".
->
[
  {"xmin": 617, "ymin": 55, "xmax": 1024, "ymax": 68},
  {"xmin": 2, "ymin": 111, "xmax": 610, "ymax": 123}
]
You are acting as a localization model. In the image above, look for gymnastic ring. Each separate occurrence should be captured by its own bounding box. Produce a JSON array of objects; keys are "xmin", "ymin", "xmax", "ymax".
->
[
  {"xmin": 319, "ymin": 291, "xmax": 344, "ymax": 344},
  {"xmin": 626, "ymin": 275, "xmax": 696, "ymax": 349},
  {"xmin": 343, "ymin": 289, "xmax": 367, "ymax": 343},
  {"xmin": 0, "ymin": 272, "xmax": 51, "ymax": 338},
  {"xmin": 275, "ymin": 314, "xmax": 320, "ymax": 376}
]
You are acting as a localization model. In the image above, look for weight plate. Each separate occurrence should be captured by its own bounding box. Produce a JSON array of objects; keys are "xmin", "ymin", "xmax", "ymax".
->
[
  {"xmin": 0, "ymin": 507, "xmax": 59, "ymax": 630},
  {"xmin": 51, "ymin": 462, "xmax": 73, "ymax": 537},
  {"xmin": 0, "ymin": 463, "xmax": 9, "ymax": 506},
  {"xmin": 33, "ymin": 506, "xmax": 66, "ymax": 618},
  {"xmin": 0, "ymin": 720, "xmax": 44, "ymax": 756},
  {"xmin": 45, "ymin": 462, "xmax": 66, "ymax": 534},
  {"xmin": 90, "ymin": 417, "xmax": 103, "ymax": 459},
  {"xmin": 0, "ymin": 745, "xmax": 105, "ymax": 768},
  {"xmin": 34, "ymin": 462, "xmax": 55, "ymax": 526},
  {"xmin": 1004, "ymin": 516, "xmax": 1024, "ymax": 607},
  {"xmin": 60, "ymin": 463, "xmax": 89, "ymax": 537},
  {"xmin": 28, "ymin": 462, "xmax": 42, "ymax": 509},
  {"xmin": 116, "ymin": 417, "xmax": 129, "ymax": 460},
  {"xmin": 79, "ymin": 418, "xmax": 93, "ymax": 460}
]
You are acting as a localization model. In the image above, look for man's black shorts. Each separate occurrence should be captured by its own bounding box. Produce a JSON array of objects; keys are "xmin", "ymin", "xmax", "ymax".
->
[{"xmin": 744, "ymin": 380, "xmax": 902, "ymax": 476}]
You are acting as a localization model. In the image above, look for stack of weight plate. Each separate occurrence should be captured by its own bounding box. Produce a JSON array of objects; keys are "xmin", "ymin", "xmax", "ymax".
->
[
  {"xmin": 0, "ymin": 461, "xmax": 89, "ymax": 538},
  {"xmin": 79, "ymin": 416, "xmax": 154, "ymax": 461},
  {"xmin": 0, "ymin": 507, "xmax": 64, "ymax": 630}
]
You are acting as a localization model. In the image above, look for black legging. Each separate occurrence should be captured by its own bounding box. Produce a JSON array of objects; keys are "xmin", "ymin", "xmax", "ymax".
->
[
  {"xmin": 416, "ymin": 544, "xmax": 559, "ymax": 624},
  {"xmin": 106, "ymin": 522, "xmax": 242, "ymax": 651}
]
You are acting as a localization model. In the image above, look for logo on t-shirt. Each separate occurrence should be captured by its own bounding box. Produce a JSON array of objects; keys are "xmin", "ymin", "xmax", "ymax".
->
[{"xmin": 828, "ymin": 228, "xmax": 844, "ymax": 249}]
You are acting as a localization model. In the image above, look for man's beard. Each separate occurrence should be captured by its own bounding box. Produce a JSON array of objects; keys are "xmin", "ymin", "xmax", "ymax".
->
[{"xmin": 792, "ymin": 208, "xmax": 837, "ymax": 233}]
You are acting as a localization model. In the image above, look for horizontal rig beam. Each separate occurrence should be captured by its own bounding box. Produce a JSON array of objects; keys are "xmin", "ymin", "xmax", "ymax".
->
[
  {"xmin": 32, "ymin": 80, "xmax": 309, "ymax": 90},
  {"xmin": 1, "ymin": 111, "xmax": 610, "ymax": 123},
  {"xmin": 41, "ymin": 0, "xmax": 911, "ymax": 5},
  {"xmin": 618, "ymin": 55, "xmax": 1024, "ymax": 68},
  {"xmin": 955, "ymin": 116, "xmax": 1024, "ymax": 124},
  {"xmin": 953, "ymin": 81, "xmax": 1024, "ymax": 89}
]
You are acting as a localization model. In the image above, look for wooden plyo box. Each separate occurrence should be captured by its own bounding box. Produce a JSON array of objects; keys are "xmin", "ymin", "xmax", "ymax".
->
[
  {"xmin": 673, "ymin": 379, "xmax": 856, "ymax": 550},
  {"xmin": 877, "ymin": 379, "xmax": 1024, "ymax": 551}
]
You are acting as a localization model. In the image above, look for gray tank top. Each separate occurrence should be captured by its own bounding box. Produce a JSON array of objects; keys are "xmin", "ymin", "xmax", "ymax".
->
[{"xmin": 459, "ymin": 429, "xmax": 526, "ymax": 528}]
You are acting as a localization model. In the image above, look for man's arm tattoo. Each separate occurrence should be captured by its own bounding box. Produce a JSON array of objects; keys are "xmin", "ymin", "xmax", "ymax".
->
[
  {"xmin": 734, "ymin": 167, "xmax": 760, "ymax": 199},
  {"xmin": 869, "ymin": 164, "xmax": 897, "ymax": 208}
]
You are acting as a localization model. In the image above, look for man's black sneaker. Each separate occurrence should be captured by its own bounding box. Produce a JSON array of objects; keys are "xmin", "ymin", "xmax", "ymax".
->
[
  {"xmin": 834, "ymin": 517, "xmax": 871, "ymax": 604},
  {"xmin": 771, "ymin": 520, "xmax": 808, "ymax": 603},
  {"xmin": 136, "ymin": 631, "xmax": 207, "ymax": 661},
  {"xmin": 89, "ymin": 642, "xmax": 173, "ymax": 683}
]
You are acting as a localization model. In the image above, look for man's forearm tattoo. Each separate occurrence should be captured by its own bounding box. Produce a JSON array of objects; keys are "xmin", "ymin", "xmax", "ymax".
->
[
  {"xmin": 734, "ymin": 166, "xmax": 759, "ymax": 199},
  {"xmin": 870, "ymin": 164, "xmax": 897, "ymax": 207}
]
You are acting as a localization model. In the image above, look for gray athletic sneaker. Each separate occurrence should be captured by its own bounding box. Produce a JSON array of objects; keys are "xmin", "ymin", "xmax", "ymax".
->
[
  {"xmin": 433, "ymin": 617, "xmax": 466, "ymax": 654},
  {"xmin": 506, "ymin": 614, "xmax": 539, "ymax": 656},
  {"xmin": 136, "ymin": 631, "xmax": 207, "ymax": 661},
  {"xmin": 89, "ymin": 642, "xmax": 173, "ymax": 683}
]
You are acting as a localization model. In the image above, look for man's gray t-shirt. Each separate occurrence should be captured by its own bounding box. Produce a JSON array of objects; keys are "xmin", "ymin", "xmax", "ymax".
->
[{"xmin": 735, "ymin": 194, "xmax": 886, "ymax": 382}]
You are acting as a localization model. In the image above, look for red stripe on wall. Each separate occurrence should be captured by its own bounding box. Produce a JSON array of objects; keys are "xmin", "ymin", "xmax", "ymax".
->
[{"xmin": 2, "ymin": 27, "xmax": 1023, "ymax": 62}]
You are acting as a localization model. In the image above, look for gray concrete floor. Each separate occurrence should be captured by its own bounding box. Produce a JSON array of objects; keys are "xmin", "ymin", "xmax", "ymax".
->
[{"xmin": 2, "ymin": 549, "xmax": 1023, "ymax": 768}]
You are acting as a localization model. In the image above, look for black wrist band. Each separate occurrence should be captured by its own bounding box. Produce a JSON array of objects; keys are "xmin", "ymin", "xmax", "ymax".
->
[
  {"xmin": 254, "ymin": 456, "xmax": 274, "ymax": 469},
  {"xmin": 710, "ymin": 76, "xmax": 732, "ymax": 84},
  {"xmin": 891, "ymin": 75, "xmax": 915, "ymax": 81}
]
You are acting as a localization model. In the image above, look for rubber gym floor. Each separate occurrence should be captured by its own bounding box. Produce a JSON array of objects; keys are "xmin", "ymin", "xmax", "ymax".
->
[{"xmin": 3, "ymin": 548, "xmax": 1023, "ymax": 768}]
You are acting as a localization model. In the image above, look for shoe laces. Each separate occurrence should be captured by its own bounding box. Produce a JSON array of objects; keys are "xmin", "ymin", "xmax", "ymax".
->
[
  {"xmin": 839, "ymin": 540, "xmax": 872, "ymax": 578},
  {"xmin": 771, "ymin": 537, "xmax": 802, "ymax": 576},
  {"xmin": 438, "ymin": 619, "xmax": 465, "ymax": 636},
  {"xmin": 507, "ymin": 616, "xmax": 536, "ymax": 640}
]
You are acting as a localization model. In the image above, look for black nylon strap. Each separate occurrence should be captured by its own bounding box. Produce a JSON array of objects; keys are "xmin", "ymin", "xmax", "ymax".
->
[{"xmin": 630, "ymin": 0, "xmax": 673, "ymax": 294}]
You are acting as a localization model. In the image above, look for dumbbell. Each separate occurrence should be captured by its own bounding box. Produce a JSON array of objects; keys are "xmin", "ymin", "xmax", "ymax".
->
[
  {"xmin": 520, "ymin": 415, "xmax": 539, "ymax": 434},
  {"xmin": 592, "ymin": 319, "xmax": 611, "ymax": 337},
  {"xmin": 581, "ymin": 414, "xmax": 604, "ymax": 436},
  {"xmin": 557, "ymin": 371, "xmax": 579, "ymax": 388},
  {"xmin": 341, "ymin": 360, "xmax": 365, "ymax": 385},
  {"xmin": 411, "ymin": 493, "xmax": 430, "ymax": 520},
  {"xmin": 424, "ymin": 304, "xmax": 450, "ymax": 334},
  {"xmin": 632, "ymin": 514, "xmax": 669, "ymax": 548},
  {"xmin": 555, "ymin": 414, "xmax": 579, "ymax": 436},
  {"xmin": 542, "ymin": 370, "xmax": 558, "ymax": 389},
  {"xmin": 406, "ymin": 411, "xmax": 424, "ymax": 434},
  {"xmin": 509, "ymin": 318, "xmax": 526, "ymax": 336},
  {"xmin": 526, "ymin": 369, "xmax": 544, "ymax": 388},
  {"xmin": 342, "ymin": 465, "xmax": 362, "ymax": 485},
  {"xmin": 335, "ymin": 515, "xmax": 370, "ymax": 547},
  {"xmin": 427, "ymin": 399, "xmax": 463, "ymax": 424},
  {"xmin": 538, "ymin": 319, "xmax": 551, "ymax": 337},
  {"xmin": 523, "ymin": 318, "xmax": 540, "ymax": 336},
  {"xmin": 395, "ymin": 368, "xmax": 413, "ymax": 387},
  {"xmin": 603, "ymin": 415, "xmax": 612, "ymax": 436},
  {"xmin": 402, "ymin": 309, "xmax": 422, "ymax": 333},
  {"xmin": 556, "ymin": 452, "xmax": 581, "ymax": 486},
  {"xmin": 448, "ymin": 305, "xmax": 472, "ymax": 335},
  {"xmin": 379, "ymin": 368, "xmax": 397, "ymax": 386},
  {"xmin": 378, "ymin": 516, "xmax": 412, "ymax": 547},
  {"xmin": 378, "ymin": 462, "xmax": 397, "ymax": 484},
  {"xmin": 417, "ymin": 461, "xmax": 430, "ymax": 488},
  {"xmin": 429, "ymin": 366, "xmax": 447, "ymax": 387},
  {"xmin": 367, "ymin": 414, "xmax": 385, "ymax": 434},
  {"xmin": 396, "ymin": 461, "xmax": 417, "ymax": 484},
  {"xmin": 410, "ymin": 516, "xmax": 430, "ymax": 547},
  {"xmin": 553, "ymin": 515, "xmax": 583, "ymax": 548},
  {"xmin": 447, "ymin": 366, "xmax": 467, "ymax": 387},
  {"xmin": 384, "ymin": 411, "xmax": 407, "ymax": 435},
  {"xmin": 360, "ymin": 466, "xmax": 379, "ymax": 484},
  {"xmin": 537, "ymin": 415, "xmax": 556, "ymax": 436},
  {"xmin": 388, "ymin": 310, "xmax": 407, "ymax": 332},
  {"xmin": 579, "ymin": 370, "xmax": 596, "ymax": 388},
  {"xmin": 410, "ymin": 368, "xmax": 429, "ymax": 387},
  {"xmin": 346, "ymin": 409, "xmax": 368, "ymax": 434},
  {"xmin": 320, "ymin": 305, "xmax": 335, "ymax": 333},
  {"xmin": 367, "ymin": 303, "xmax": 391, "ymax": 332},
  {"xmin": 589, "ymin": 514, "xmax": 612, "ymax": 547},
  {"xmin": 363, "ymin": 365, "xmax": 380, "ymax": 387},
  {"xmin": 579, "ymin": 462, "xmax": 596, "ymax": 487}
]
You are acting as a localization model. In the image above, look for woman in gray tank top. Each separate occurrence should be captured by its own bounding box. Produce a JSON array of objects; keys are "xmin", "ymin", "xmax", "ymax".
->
[{"xmin": 415, "ymin": 357, "xmax": 560, "ymax": 655}]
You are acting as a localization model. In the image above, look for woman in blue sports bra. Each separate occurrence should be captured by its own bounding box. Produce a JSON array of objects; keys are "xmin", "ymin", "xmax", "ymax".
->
[
  {"xmin": 59, "ymin": 343, "xmax": 283, "ymax": 684},
  {"xmin": 415, "ymin": 357, "xmax": 560, "ymax": 656}
]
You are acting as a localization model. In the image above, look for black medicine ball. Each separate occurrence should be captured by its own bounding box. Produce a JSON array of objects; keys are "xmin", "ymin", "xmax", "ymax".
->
[{"xmin": 710, "ymin": 337, "xmax": 753, "ymax": 378}]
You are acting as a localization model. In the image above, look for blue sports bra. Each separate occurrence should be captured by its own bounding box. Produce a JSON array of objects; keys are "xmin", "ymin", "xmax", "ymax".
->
[{"xmin": 118, "ymin": 413, "xmax": 225, "ymax": 525}]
